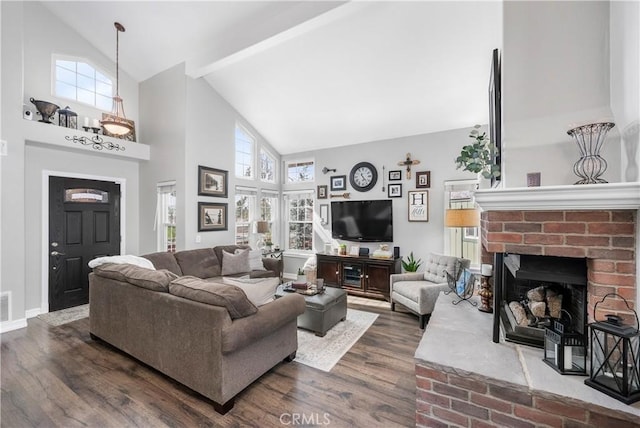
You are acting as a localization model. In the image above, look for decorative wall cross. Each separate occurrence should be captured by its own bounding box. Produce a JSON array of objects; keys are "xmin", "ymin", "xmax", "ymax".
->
[{"xmin": 398, "ymin": 153, "xmax": 420, "ymax": 179}]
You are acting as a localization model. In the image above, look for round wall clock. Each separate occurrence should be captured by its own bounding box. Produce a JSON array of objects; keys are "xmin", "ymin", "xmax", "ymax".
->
[{"xmin": 349, "ymin": 161, "xmax": 378, "ymax": 192}]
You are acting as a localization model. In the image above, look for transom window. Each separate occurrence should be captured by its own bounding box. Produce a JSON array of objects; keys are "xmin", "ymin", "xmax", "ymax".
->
[
  {"xmin": 286, "ymin": 160, "xmax": 314, "ymax": 183},
  {"xmin": 235, "ymin": 124, "xmax": 255, "ymax": 179},
  {"xmin": 54, "ymin": 57, "xmax": 113, "ymax": 110},
  {"xmin": 260, "ymin": 149, "xmax": 276, "ymax": 183}
]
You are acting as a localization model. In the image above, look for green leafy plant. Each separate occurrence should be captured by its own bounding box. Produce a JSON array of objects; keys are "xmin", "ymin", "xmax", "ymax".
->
[
  {"xmin": 455, "ymin": 125, "xmax": 501, "ymax": 179},
  {"xmin": 401, "ymin": 252, "xmax": 422, "ymax": 272}
]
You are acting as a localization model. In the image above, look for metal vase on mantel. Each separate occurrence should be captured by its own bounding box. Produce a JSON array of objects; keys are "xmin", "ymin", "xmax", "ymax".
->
[{"xmin": 567, "ymin": 122, "xmax": 615, "ymax": 184}]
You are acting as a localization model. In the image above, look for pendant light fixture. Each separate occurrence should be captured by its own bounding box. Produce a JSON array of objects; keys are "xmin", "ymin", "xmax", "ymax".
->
[{"xmin": 100, "ymin": 22, "xmax": 133, "ymax": 137}]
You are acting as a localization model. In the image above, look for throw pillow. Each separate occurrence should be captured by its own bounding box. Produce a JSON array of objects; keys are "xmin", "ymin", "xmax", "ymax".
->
[
  {"xmin": 222, "ymin": 276, "xmax": 279, "ymax": 307},
  {"xmin": 246, "ymin": 249, "xmax": 267, "ymax": 271},
  {"xmin": 222, "ymin": 249, "xmax": 249, "ymax": 275},
  {"xmin": 169, "ymin": 276, "xmax": 257, "ymax": 319}
]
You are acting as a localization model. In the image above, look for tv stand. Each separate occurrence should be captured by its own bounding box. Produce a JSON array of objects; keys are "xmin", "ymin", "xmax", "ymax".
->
[{"xmin": 316, "ymin": 253, "xmax": 401, "ymax": 301}]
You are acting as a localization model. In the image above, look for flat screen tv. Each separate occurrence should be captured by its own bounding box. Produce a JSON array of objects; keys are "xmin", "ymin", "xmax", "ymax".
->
[{"xmin": 331, "ymin": 200, "xmax": 393, "ymax": 242}]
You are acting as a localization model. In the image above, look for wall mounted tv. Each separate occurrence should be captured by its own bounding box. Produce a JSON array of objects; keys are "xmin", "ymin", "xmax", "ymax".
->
[{"xmin": 331, "ymin": 200, "xmax": 393, "ymax": 242}]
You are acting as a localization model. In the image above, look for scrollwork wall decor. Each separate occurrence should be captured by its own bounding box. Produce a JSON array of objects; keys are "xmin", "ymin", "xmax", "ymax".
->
[{"xmin": 65, "ymin": 135, "xmax": 126, "ymax": 152}]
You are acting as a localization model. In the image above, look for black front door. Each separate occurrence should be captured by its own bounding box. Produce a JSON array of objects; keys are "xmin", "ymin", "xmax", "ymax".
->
[{"xmin": 49, "ymin": 177, "xmax": 121, "ymax": 311}]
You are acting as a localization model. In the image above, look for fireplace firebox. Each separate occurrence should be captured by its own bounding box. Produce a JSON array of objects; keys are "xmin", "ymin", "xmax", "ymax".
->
[{"xmin": 493, "ymin": 253, "xmax": 588, "ymax": 348}]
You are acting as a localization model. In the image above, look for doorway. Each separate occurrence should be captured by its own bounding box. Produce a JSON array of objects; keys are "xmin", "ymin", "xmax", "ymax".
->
[{"xmin": 48, "ymin": 176, "xmax": 121, "ymax": 311}]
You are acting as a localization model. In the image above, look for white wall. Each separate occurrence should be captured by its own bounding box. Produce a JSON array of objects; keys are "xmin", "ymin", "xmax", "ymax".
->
[
  {"xmin": 282, "ymin": 126, "xmax": 475, "ymax": 266},
  {"xmin": 138, "ymin": 69, "xmax": 282, "ymax": 254},
  {"xmin": 1, "ymin": 2, "xmax": 142, "ymax": 328},
  {"xmin": 22, "ymin": 2, "xmax": 138, "ymax": 132},
  {"xmin": 610, "ymin": 0, "xmax": 640, "ymax": 183},
  {"xmin": 502, "ymin": 1, "xmax": 615, "ymax": 187},
  {"xmin": 138, "ymin": 64, "xmax": 187, "ymax": 253},
  {"xmin": 24, "ymin": 144, "xmax": 139, "ymax": 311}
]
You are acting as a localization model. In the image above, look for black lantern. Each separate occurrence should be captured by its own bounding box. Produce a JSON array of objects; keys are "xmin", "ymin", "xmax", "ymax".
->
[
  {"xmin": 58, "ymin": 106, "xmax": 77, "ymax": 129},
  {"xmin": 584, "ymin": 293, "xmax": 640, "ymax": 404},
  {"xmin": 543, "ymin": 310, "xmax": 586, "ymax": 375}
]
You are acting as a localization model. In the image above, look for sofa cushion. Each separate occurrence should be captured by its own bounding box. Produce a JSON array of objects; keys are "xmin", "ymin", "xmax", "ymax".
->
[
  {"xmin": 141, "ymin": 251, "xmax": 182, "ymax": 275},
  {"xmin": 221, "ymin": 276, "xmax": 279, "ymax": 307},
  {"xmin": 93, "ymin": 263, "xmax": 177, "ymax": 292},
  {"xmin": 221, "ymin": 249, "xmax": 249, "ymax": 276},
  {"xmin": 169, "ymin": 276, "xmax": 257, "ymax": 319},
  {"xmin": 174, "ymin": 248, "xmax": 221, "ymax": 278}
]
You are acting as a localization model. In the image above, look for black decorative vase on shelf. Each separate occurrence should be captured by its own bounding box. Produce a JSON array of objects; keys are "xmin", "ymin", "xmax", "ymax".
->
[
  {"xmin": 567, "ymin": 122, "xmax": 615, "ymax": 184},
  {"xmin": 30, "ymin": 97, "xmax": 60, "ymax": 124}
]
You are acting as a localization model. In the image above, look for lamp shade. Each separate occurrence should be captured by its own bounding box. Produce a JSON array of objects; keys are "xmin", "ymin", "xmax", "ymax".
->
[
  {"xmin": 445, "ymin": 208, "xmax": 479, "ymax": 228},
  {"xmin": 256, "ymin": 221, "xmax": 270, "ymax": 234}
]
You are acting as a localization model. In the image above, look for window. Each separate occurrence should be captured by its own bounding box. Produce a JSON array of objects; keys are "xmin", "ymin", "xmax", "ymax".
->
[
  {"xmin": 285, "ymin": 191, "xmax": 314, "ymax": 251},
  {"xmin": 235, "ymin": 124, "xmax": 255, "ymax": 179},
  {"xmin": 54, "ymin": 57, "xmax": 113, "ymax": 110},
  {"xmin": 156, "ymin": 182, "xmax": 176, "ymax": 252},
  {"xmin": 260, "ymin": 190, "xmax": 279, "ymax": 246},
  {"xmin": 286, "ymin": 160, "xmax": 314, "ymax": 183},
  {"xmin": 235, "ymin": 188, "xmax": 256, "ymax": 245},
  {"xmin": 444, "ymin": 180, "xmax": 479, "ymax": 267},
  {"xmin": 260, "ymin": 149, "xmax": 276, "ymax": 183}
]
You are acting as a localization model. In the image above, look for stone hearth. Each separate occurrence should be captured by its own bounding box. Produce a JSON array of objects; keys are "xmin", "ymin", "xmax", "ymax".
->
[{"xmin": 415, "ymin": 183, "xmax": 640, "ymax": 427}]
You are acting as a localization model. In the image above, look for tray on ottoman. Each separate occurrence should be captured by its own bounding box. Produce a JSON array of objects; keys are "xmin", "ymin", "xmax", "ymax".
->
[{"xmin": 276, "ymin": 284, "xmax": 347, "ymax": 337}]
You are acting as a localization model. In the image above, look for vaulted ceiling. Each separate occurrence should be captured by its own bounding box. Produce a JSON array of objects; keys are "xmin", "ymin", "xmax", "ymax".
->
[{"xmin": 43, "ymin": 1, "xmax": 502, "ymax": 155}]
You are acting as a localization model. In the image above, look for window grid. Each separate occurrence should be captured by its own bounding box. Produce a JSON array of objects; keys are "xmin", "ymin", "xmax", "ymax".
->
[
  {"xmin": 260, "ymin": 193, "xmax": 279, "ymax": 246},
  {"xmin": 235, "ymin": 194, "xmax": 256, "ymax": 245},
  {"xmin": 235, "ymin": 125, "xmax": 255, "ymax": 179},
  {"xmin": 260, "ymin": 149, "xmax": 276, "ymax": 183},
  {"xmin": 286, "ymin": 193, "xmax": 314, "ymax": 251},
  {"xmin": 54, "ymin": 58, "xmax": 113, "ymax": 110}
]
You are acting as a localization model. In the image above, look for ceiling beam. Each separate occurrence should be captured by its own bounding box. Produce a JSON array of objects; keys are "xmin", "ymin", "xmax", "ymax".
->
[{"xmin": 185, "ymin": 1, "xmax": 369, "ymax": 78}]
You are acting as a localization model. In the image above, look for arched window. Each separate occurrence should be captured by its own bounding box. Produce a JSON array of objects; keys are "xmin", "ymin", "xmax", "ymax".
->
[{"xmin": 53, "ymin": 56, "xmax": 113, "ymax": 110}]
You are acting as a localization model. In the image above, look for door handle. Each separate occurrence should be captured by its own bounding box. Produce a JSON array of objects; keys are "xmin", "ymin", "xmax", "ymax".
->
[{"xmin": 51, "ymin": 251, "xmax": 66, "ymax": 256}]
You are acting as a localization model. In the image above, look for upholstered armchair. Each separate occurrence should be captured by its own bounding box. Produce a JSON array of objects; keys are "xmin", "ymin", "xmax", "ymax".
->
[{"xmin": 390, "ymin": 253, "xmax": 470, "ymax": 328}]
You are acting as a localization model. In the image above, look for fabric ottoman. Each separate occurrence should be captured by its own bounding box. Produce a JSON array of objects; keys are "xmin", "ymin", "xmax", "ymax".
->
[{"xmin": 276, "ymin": 285, "xmax": 347, "ymax": 337}]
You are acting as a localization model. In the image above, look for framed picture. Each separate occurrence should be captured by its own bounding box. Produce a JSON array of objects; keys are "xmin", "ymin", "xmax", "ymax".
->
[
  {"xmin": 388, "ymin": 183, "xmax": 402, "ymax": 198},
  {"xmin": 101, "ymin": 113, "xmax": 136, "ymax": 142},
  {"xmin": 198, "ymin": 165, "xmax": 228, "ymax": 198},
  {"xmin": 349, "ymin": 245, "xmax": 360, "ymax": 256},
  {"xmin": 317, "ymin": 185, "xmax": 328, "ymax": 199},
  {"xmin": 408, "ymin": 190, "xmax": 429, "ymax": 222},
  {"xmin": 198, "ymin": 202, "xmax": 228, "ymax": 231},
  {"xmin": 416, "ymin": 171, "xmax": 431, "ymax": 188},
  {"xmin": 527, "ymin": 172, "xmax": 541, "ymax": 187},
  {"xmin": 388, "ymin": 170, "xmax": 402, "ymax": 181},
  {"xmin": 319, "ymin": 204, "xmax": 329, "ymax": 225},
  {"xmin": 330, "ymin": 175, "xmax": 346, "ymax": 191}
]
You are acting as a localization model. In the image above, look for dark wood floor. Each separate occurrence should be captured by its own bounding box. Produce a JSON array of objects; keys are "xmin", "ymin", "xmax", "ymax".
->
[{"xmin": 1, "ymin": 301, "xmax": 423, "ymax": 427}]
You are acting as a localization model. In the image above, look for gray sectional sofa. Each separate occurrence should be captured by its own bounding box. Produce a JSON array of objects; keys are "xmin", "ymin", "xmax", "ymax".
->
[{"xmin": 89, "ymin": 245, "xmax": 304, "ymax": 414}]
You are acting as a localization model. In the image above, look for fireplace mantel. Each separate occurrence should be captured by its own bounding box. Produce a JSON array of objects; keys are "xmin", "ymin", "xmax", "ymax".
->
[{"xmin": 475, "ymin": 182, "xmax": 640, "ymax": 211}]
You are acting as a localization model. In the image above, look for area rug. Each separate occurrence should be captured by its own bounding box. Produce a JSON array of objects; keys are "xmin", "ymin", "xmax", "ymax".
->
[
  {"xmin": 37, "ymin": 304, "xmax": 89, "ymax": 326},
  {"xmin": 295, "ymin": 308, "xmax": 378, "ymax": 372}
]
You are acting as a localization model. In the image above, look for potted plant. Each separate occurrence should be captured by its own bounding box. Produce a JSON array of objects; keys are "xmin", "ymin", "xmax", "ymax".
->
[
  {"xmin": 401, "ymin": 252, "xmax": 422, "ymax": 272},
  {"xmin": 455, "ymin": 125, "xmax": 501, "ymax": 180}
]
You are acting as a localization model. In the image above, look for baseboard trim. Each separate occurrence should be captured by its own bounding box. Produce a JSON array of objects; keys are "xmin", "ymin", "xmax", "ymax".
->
[
  {"xmin": 0, "ymin": 318, "xmax": 27, "ymax": 334},
  {"xmin": 25, "ymin": 308, "xmax": 41, "ymax": 319}
]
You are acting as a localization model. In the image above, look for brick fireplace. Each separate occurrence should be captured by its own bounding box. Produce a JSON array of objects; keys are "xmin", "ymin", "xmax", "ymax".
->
[
  {"xmin": 477, "ymin": 188, "xmax": 638, "ymax": 326},
  {"xmin": 415, "ymin": 183, "xmax": 640, "ymax": 428}
]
